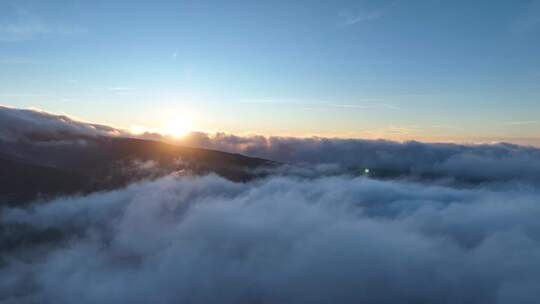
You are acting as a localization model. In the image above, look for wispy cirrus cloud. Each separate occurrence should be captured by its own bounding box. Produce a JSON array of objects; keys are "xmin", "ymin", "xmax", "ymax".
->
[
  {"xmin": 105, "ymin": 86, "xmax": 136, "ymax": 92},
  {"xmin": 240, "ymin": 98, "xmax": 399, "ymax": 111},
  {"xmin": 337, "ymin": 10, "xmax": 384, "ymax": 27},
  {"xmin": 328, "ymin": 103, "xmax": 400, "ymax": 110},
  {"xmin": 337, "ymin": 1, "xmax": 399, "ymax": 27},
  {"xmin": 0, "ymin": 22, "xmax": 86, "ymax": 42},
  {"xmin": 504, "ymin": 120, "xmax": 539, "ymax": 126},
  {"xmin": 90, "ymin": 86, "xmax": 136, "ymax": 96},
  {"xmin": 0, "ymin": 56, "xmax": 40, "ymax": 65},
  {"xmin": 0, "ymin": 6, "xmax": 86, "ymax": 42},
  {"xmin": 0, "ymin": 93, "xmax": 46, "ymax": 98}
]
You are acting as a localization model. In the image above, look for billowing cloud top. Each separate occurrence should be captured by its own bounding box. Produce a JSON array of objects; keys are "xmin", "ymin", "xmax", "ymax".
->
[
  {"xmin": 0, "ymin": 105, "xmax": 127, "ymax": 142},
  {"xmin": 1, "ymin": 106, "xmax": 540, "ymax": 303},
  {"xmin": 3, "ymin": 105, "xmax": 540, "ymax": 185},
  {"xmin": 180, "ymin": 133, "xmax": 540, "ymax": 184},
  {"xmin": 2, "ymin": 174, "xmax": 540, "ymax": 303}
]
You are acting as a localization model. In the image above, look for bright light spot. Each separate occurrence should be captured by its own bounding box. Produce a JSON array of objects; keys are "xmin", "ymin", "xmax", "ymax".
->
[
  {"xmin": 364, "ymin": 168, "xmax": 370, "ymax": 174},
  {"xmin": 128, "ymin": 111, "xmax": 195, "ymax": 139},
  {"xmin": 162, "ymin": 119, "xmax": 192, "ymax": 138},
  {"xmin": 129, "ymin": 125, "xmax": 149, "ymax": 135}
]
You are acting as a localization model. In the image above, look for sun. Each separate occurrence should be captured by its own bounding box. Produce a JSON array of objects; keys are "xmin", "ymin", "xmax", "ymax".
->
[{"xmin": 162, "ymin": 119, "xmax": 192, "ymax": 138}]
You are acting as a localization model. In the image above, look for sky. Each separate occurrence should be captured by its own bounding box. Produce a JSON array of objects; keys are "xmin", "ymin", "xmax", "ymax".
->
[{"xmin": 0, "ymin": 0, "xmax": 539, "ymax": 144}]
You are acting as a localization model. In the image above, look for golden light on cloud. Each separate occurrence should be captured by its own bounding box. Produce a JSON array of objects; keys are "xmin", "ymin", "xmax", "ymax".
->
[
  {"xmin": 129, "ymin": 125, "xmax": 149, "ymax": 135},
  {"xmin": 128, "ymin": 114, "xmax": 193, "ymax": 138},
  {"xmin": 162, "ymin": 119, "xmax": 192, "ymax": 138}
]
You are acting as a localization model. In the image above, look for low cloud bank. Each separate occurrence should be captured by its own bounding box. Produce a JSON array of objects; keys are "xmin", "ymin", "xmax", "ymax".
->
[
  {"xmin": 1, "ymin": 174, "xmax": 540, "ymax": 303},
  {"xmin": 2, "ymin": 106, "xmax": 540, "ymax": 302},
  {"xmin": 180, "ymin": 132, "xmax": 540, "ymax": 184},
  {"xmin": 0, "ymin": 105, "xmax": 127, "ymax": 142},
  {"xmin": 3, "ymin": 106, "xmax": 540, "ymax": 185}
]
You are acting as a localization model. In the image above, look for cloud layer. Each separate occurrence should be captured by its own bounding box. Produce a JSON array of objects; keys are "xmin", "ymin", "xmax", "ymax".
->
[
  {"xmin": 180, "ymin": 132, "xmax": 540, "ymax": 185},
  {"xmin": 0, "ymin": 105, "xmax": 128, "ymax": 142},
  {"xmin": 3, "ymin": 105, "xmax": 540, "ymax": 186},
  {"xmin": 1, "ymin": 106, "xmax": 540, "ymax": 303},
  {"xmin": 1, "ymin": 174, "xmax": 540, "ymax": 303},
  {"xmin": 3, "ymin": 106, "xmax": 540, "ymax": 186}
]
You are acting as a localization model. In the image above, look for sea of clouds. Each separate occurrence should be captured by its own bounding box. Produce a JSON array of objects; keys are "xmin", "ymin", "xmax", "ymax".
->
[
  {"xmin": 1, "ymin": 174, "xmax": 540, "ymax": 303},
  {"xmin": 1, "ymin": 105, "xmax": 540, "ymax": 303},
  {"xmin": 3, "ymin": 105, "xmax": 540, "ymax": 184}
]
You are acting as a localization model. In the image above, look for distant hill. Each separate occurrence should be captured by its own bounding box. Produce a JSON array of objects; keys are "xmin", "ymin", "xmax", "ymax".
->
[{"xmin": 0, "ymin": 136, "xmax": 274, "ymax": 206}]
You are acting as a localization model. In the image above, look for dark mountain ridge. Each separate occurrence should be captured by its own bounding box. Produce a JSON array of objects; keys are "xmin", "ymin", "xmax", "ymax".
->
[{"xmin": 0, "ymin": 135, "xmax": 275, "ymax": 206}]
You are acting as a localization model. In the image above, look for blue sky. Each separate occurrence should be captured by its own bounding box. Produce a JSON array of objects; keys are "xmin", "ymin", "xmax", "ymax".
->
[{"xmin": 1, "ymin": 0, "xmax": 539, "ymax": 143}]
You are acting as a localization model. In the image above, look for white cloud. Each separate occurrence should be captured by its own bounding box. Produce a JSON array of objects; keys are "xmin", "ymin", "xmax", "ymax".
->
[
  {"xmin": 0, "ymin": 93, "xmax": 44, "ymax": 97},
  {"xmin": 0, "ymin": 105, "xmax": 128, "ymax": 141},
  {"xmin": 179, "ymin": 132, "xmax": 540, "ymax": 184},
  {"xmin": 241, "ymin": 98, "xmax": 399, "ymax": 111},
  {"xmin": 0, "ymin": 23, "xmax": 86, "ymax": 42},
  {"xmin": 1, "ymin": 173, "xmax": 540, "ymax": 303},
  {"xmin": 105, "ymin": 87, "xmax": 136, "ymax": 91},
  {"xmin": 504, "ymin": 121, "xmax": 539, "ymax": 126},
  {"xmin": 2, "ymin": 105, "xmax": 540, "ymax": 303},
  {"xmin": 338, "ymin": 10, "xmax": 384, "ymax": 27},
  {"xmin": 0, "ymin": 6, "xmax": 86, "ymax": 42},
  {"xmin": 0, "ymin": 56, "xmax": 39, "ymax": 64},
  {"xmin": 2, "ymin": 105, "xmax": 540, "ymax": 184}
]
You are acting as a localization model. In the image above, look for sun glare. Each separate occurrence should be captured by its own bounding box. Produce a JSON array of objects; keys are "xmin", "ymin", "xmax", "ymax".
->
[
  {"xmin": 128, "ymin": 115, "xmax": 194, "ymax": 138},
  {"xmin": 162, "ymin": 119, "xmax": 192, "ymax": 138}
]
